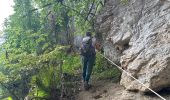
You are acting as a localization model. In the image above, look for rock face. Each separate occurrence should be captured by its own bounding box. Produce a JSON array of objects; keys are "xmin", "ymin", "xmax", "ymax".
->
[{"xmin": 95, "ymin": 0, "xmax": 170, "ymax": 92}]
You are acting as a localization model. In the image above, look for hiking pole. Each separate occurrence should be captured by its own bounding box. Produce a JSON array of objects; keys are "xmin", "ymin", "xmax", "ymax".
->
[{"xmin": 97, "ymin": 52, "xmax": 166, "ymax": 100}]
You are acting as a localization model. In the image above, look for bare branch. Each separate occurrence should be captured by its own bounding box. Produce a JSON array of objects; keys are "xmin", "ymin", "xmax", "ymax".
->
[{"xmin": 85, "ymin": 0, "xmax": 95, "ymax": 22}]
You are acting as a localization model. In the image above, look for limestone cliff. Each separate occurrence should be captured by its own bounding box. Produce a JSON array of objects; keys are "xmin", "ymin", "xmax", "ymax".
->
[{"xmin": 95, "ymin": 0, "xmax": 170, "ymax": 92}]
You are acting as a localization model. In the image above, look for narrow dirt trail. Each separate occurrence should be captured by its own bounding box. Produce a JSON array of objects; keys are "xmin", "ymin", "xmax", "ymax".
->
[
  {"xmin": 75, "ymin": 79, "xmax": 170, "ymax": 100},
  {"xmin": 75, "ymin": 80, "xmax": 124, "ymax": 100}
]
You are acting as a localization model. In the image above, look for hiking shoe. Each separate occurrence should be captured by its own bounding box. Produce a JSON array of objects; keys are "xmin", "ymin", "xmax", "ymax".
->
[
  {"xmin": 83, "ymin": 81, "xmax": 89, "ymax": 90},
  {"xmin": 84, "ymin": 81, "xmax": 92, "ymax": 90}
]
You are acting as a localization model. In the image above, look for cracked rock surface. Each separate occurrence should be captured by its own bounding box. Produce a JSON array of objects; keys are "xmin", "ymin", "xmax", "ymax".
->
[{"xmin": 95, "ymin": 0, "xmax": 170, "ymax": 92}]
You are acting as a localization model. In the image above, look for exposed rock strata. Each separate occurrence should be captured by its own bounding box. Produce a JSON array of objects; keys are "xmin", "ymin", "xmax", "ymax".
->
[{"xmin": 95, "ymin": 0, "xmax": 170, "ymax": 92}]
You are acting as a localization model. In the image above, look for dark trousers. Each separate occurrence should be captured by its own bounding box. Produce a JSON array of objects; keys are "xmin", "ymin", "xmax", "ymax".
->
[{"xmin": 82, "ymin": 55, "xmax": 95, "ymax": 83}]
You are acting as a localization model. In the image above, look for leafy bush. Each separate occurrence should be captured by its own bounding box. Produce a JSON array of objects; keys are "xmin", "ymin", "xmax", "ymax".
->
[
  {"xmin": 93, "ymin": 53, "xmax": 121, "ymax": 81},
  {"xmin": 63, "ymin": 54, "xmax": 81, "ymax": 75},
  {"xmin": 27, "ymin": 47, "xmax": 81, "ymax": 99}
]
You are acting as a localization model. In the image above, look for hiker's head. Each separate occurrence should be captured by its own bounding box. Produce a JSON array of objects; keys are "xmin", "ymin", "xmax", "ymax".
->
[{"xmin": 86, "ymin": 32, "xmax": 91, "ymax": 37}]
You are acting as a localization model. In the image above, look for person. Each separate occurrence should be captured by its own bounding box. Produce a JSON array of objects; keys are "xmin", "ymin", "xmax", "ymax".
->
[{"xmin": 80, "ymin": 32, "xmax": 96, "ymax": 90}]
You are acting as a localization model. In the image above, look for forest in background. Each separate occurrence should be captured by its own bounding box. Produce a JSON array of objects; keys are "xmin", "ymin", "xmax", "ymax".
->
[{"xmin": 0, "ymin": 0, "xmax": 121, "ymax": 100}]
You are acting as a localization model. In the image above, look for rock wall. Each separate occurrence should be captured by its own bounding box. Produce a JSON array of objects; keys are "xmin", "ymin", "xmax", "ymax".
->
[{"xmin": 95, "ymin": 0, "xmax": 170, "ymax": 92}]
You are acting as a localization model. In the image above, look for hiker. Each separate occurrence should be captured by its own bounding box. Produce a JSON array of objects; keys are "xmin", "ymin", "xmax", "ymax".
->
[{"xmin": 80, "ymin": 32, "xmax": 96, "ymax": 90}]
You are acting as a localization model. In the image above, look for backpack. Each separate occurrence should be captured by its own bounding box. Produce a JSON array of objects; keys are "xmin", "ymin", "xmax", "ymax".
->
[{"xmin": 81, "ymin": 36, "xmax": 95, "ymax": 56}]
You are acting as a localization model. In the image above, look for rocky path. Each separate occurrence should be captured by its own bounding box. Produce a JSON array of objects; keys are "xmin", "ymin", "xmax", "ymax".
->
[
  {"xmin": 75, "ymin": 79, "xmax": 170, "ymax": 100},
  {"xmin": 75, "ymin": 80, "xmax": 124, "ymax": 100}
]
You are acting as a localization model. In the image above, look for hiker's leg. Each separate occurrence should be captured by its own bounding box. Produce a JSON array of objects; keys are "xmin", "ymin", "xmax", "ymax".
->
[
  {"xmin": 82, "ymin": 56, "xmax": 88, "ymax": 82},
  {"xmin": 85, "ymin": 56, "xmax": 95, "ymax": 83}
]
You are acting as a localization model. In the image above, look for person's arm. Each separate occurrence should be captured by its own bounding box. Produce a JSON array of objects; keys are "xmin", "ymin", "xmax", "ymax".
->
[{"xmin": 94, "ymin": 40, "xmax": 104, "ymax": 54}]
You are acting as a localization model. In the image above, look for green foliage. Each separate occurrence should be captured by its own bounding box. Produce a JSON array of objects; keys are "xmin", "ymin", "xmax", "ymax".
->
[
  {"xmin": 0, "ymin": 45, "xmax": 68, "ymax": 99},
  {"xmin": 120, "ymin": 0, "xmax": 129, "ymax": 5},
  {"xmin": 63, "ymin": 54, "xmax": 81, "ymax": 75},
  {"xmin": 2, "ymin": 97, "xmax": 13, "ymax": 100},
  {"xmin": 0, "ymin": 0, "xmax": 106, "ymax": 99},
  {"xmin": 94, "ymin": 53, "xmax": 121, "ymax": 81},
  {"xmin": 27, "ymin": 49, "xmax": 81, "ymax": 99},
  {"xmin": 0, "ymin": 72, "xmax": 7, "ymax": 82}
]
